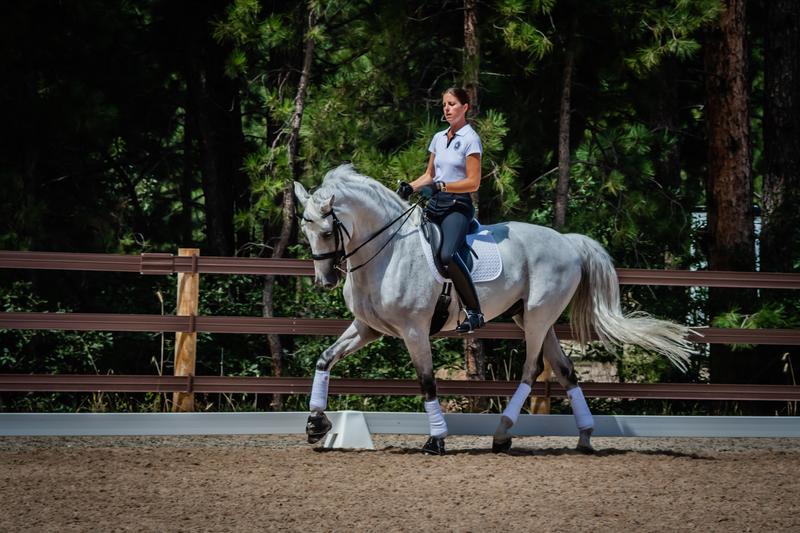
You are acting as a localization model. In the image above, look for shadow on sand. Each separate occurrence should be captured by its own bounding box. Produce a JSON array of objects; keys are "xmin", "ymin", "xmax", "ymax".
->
[{"xmin": 313, "ymin": 445, "xmax": 713, "ymax": 460}]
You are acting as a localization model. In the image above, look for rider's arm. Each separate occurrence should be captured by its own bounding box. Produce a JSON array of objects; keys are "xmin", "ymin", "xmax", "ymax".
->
[
  {"xmin": 410, "ymin": 153, "xmax": 436, "ymax": 190},
  {"xmin": 436, "ymin": 154, "xmax": 481, "ymax": 194}
]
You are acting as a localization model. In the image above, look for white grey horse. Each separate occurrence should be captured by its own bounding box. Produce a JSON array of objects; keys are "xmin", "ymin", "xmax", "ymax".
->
[{"xmin": 294, "ymin": 164, "xmax": 693, "ymax": 454}]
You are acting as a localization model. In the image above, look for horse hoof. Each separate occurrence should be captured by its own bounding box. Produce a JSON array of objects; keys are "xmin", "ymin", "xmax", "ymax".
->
[
  {"xmin": 577, "ymin": 428, "xmax": 594, "ymax": 454},
  {"xmin": 306, "ymin": 412, "xmax": 332, "ymax": 444},
  {"xmin": 576, "ymin": 444, "xmax": 595, "ymax": 455},
  {"xmin": 422, "ymin": 436, "xmax": 446, "ymax": 456},
  {"xmin": 492, "ymin": 438, "xmax": 512, "ymax": 454}
]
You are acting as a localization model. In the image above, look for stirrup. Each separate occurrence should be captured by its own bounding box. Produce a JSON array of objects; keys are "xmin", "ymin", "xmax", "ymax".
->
[{"xmin": 455, "ymin": 310, "xmax": 484, "ymax": 334}]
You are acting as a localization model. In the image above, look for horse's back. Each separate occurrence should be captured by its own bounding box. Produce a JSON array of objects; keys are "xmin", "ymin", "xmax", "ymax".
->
[
  {"xmin": 485, "ymin": 221, "xmax": 582, "ymax": 269},
  {"xmin": 481, "ymin": 221, "xmax": 583, "ymax": 312}
]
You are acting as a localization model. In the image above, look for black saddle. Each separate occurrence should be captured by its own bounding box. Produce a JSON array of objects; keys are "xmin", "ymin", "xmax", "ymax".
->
[{"xmin": 421, "ymin": 217, "xmax": 480, "ymax": 279}]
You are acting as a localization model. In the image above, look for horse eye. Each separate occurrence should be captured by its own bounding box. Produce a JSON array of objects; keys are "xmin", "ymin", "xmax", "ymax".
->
[{"xmin": 323, "ymin": 231, "xmax": 333, "ymax": 239}]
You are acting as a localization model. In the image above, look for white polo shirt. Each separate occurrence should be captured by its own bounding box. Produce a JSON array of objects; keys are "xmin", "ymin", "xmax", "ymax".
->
[{"xmin": 428, "ymin": 123, "xmax": 483, "ymax": 184}]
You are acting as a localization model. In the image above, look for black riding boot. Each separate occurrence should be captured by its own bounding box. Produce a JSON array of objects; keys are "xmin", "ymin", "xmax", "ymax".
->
[{"xmin": 447, "ymin": 254, "xmax": 485, "ymax": 334}]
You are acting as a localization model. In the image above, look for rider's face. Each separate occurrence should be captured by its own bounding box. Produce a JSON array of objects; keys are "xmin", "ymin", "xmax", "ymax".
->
[{"xmin": 442, "ymin": 94, "xmax": 468, "ymax": 126}]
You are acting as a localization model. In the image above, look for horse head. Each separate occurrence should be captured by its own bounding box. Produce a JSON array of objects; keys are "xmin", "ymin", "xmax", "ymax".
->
[
  {"xmin": 294, "ymin": 181, "xmax": 345, "ymax": 288},
  {"xmin": 294, "ymin": 164, "xmax": 422, "ymax": 289}
]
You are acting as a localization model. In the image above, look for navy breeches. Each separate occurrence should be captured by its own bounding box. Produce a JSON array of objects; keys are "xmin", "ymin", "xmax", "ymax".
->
[{"xmin": 436, "ymin": 210, "xmax": 470, "ymax": 271}]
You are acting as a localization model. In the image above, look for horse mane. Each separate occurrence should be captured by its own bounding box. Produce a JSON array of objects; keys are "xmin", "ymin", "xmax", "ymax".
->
[{"xmin": 314, "ymin": 164, "xmax": 422, "ymax": 226}]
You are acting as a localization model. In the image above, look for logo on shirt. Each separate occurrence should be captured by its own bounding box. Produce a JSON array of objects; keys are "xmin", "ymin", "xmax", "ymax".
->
[{"xmin": 453, "ymin": 140, "xmax": 461, "ymax": 150}]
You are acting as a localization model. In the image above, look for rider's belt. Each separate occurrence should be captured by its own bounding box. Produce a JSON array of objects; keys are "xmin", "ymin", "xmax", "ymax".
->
[{"xmin": 425, "ymin": 192, "xmax": 474, "ymax": 219}]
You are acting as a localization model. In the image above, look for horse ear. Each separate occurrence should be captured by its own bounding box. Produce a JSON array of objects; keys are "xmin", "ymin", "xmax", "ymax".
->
[
  {"xmin": 319, "ymin": 194, "xmax": 335, "ymax": 215},
  {"xmin": 293, "ymin": 181, "xmax": 310, "ymax": 209}
]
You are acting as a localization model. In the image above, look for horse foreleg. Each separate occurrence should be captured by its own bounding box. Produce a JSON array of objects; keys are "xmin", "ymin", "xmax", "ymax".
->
[
  {"xmin": 306, "ymin": 320, "xmax": 381, "ymax": 444},
  {"xmin": 403, "ymin": 330, "xmax": 446, "ymax": 455},
  {"xmin": 492, "ymin": 314, "xmax": 548, "ymax": 453},
  {"xmin": 542, "ymin": 327, "xmax": 595, "ymax": 453}
]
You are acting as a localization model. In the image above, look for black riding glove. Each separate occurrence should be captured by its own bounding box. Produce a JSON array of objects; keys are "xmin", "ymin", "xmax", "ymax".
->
[
  {"xmin": 396, "ymin": 181, "xmax": 414, "ymax": 200},
  {"xmin": 418, "ymin": 183, "xmax": 440, "ymax": 199}
]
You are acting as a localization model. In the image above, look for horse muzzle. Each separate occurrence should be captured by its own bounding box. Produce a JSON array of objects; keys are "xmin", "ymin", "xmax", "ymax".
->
[{"xmin": 314, "ymin": 261, "xmax": 341, "ymax": 289}]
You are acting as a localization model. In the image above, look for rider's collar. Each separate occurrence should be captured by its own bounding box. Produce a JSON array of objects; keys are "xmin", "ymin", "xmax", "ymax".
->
[{"xmin": 448, "ymin": 122, "xmax": 474, "ymax": 137}]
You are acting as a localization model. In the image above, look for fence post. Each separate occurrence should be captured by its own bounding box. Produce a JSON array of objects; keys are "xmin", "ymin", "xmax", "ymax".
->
[{"xmin": 172, "ymin": 248, "xmax": 199, "ymax": 412}]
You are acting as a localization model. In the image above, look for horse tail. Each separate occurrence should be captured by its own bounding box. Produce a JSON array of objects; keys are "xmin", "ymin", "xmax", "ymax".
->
[{"xmin": 564, "ymin": 233, "xmax": 694, "ymax": 372}]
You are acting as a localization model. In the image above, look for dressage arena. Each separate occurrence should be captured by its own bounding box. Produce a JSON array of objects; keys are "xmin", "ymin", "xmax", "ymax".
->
[{"xmin": 2, "ymin": 434, "xmax": 798, "ymax": 532}]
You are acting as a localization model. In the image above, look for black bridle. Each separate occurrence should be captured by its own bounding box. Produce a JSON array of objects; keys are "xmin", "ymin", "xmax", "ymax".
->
[{"xmin": 304, "ymin": 201, "xmax": 420, "ymax": 274}]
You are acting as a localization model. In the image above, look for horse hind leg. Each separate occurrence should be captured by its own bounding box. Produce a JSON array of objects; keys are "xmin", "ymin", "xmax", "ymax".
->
[
  {"xmin": 542, "ymin": 327, "xmax": 595, "ymax": 453},
  {"xmin": 492, "ymin": 314, "xmax": 548, "ymax": 453}
]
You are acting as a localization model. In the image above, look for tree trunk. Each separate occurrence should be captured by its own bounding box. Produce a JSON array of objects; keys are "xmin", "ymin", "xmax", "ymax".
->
[
  {"xmin": 180, "ymin": 81, "xmax": 195, "ymax": 247},
  {"xmin": 463, "ymin": 0, "xmax": 479, "ymax": 113},
  {"xmin": 704, "ymin": 0, "xmax": 754, "ymax": 275},
  {"xmin": 652, "ymin": 58, "xmax": 682, "ymax": 195},
  {"xmin": 760, "ymin": 0, "xmax": 800, "ymax": 396},
  {"xmin": 704, "ymin": 0, "xmax": 757, "ymax": 394},
  {"xmin": 462, "ymin": 0, "xmax": 486, "ymax": 410},
  {"xmin": 536, "ymin": 19, "xmax": 577, "ymax": 415},
  {"xmin": 762, "ymin": 0, "xmax": 800, "ymax": 276},
  {"xmin": 649, "ymin": 57, "xmax": 690, "ymax": 328},
  {"xmin": 186, "ymin": 46, "xmax": 241, "ymax": 257},
  {"xmin": 553, "ymin": 32, "xmax": 575, "ymax": 232},
  {"xmin": 263, "ymin": 6, "xmax": 318, "ymax": 410}
]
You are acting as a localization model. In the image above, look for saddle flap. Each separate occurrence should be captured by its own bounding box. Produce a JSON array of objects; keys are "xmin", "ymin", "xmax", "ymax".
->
[
  {"xmin": 422, "ymin": 219, "xmax": 474, "ymax": 278},
  {"xmin": 418, "ymin": 224, "xmax": 503, "ymax": 285},
  {"xmin": 457, "ymin": 246, "xmax": 474, "ymax": 273},
  {"xmin": 422, "ymin": 220, "xmax": 446, "ymax": 277}
]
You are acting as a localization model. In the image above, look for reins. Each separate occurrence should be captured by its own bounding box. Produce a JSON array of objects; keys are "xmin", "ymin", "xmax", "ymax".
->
[{"xmin": 308, "ymin": 201, "xmax": 420, "ymax": 274}]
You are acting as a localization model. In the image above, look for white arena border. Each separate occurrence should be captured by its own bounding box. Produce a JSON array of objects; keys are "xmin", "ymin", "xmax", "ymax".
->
[{"xmin": 1, "ymin": 412, "xmax": 799, "ymax": 449}]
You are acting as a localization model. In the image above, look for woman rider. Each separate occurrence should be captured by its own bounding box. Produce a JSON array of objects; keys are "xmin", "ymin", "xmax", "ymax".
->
[{"xmin": 397, "ymin": 87, "xmax": 484, "ymax": 334}]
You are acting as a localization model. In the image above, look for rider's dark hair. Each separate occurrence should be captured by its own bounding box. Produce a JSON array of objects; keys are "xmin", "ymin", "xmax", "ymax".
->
[{"xmin": 442, "ymin": 87, "xmax": 470, "ymax": 107}]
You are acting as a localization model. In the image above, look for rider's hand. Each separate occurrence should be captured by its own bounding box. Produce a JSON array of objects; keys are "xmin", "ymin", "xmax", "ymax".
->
[
  {"xmin": 418, "ymin": 183, "xmax": 440, "ymax": 199},
  {"xmin": 396, "ymin": 181, "xmax": 414, "ymax": 200}
]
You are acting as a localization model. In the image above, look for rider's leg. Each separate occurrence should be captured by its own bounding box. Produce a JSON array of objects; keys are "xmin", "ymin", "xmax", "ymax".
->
[
  {"xmin": 307, "ymin": 320, "xmax": 381, "ymax": 443},
  {"xmin": 542, "ymin": 327, "xmax": 594, "ymax": 452},
  {"xmin": 438, "ymin": 211, "xmax": 484, "ymax": 333},
  {"xmin": 493, "ymin": 311, "xmax": 548, "ymax": 452}
]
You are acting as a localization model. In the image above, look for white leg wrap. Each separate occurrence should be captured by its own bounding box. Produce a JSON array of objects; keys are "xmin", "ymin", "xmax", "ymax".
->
[
  {"xmin": 424, "ymin": 399, "xmax": 448, "ymax": 438},
  {"xmin": 567, "ymin": 386, "xmax": 594, "ymax": 430},
  {"xmin": 309, "ymin": 370, "xmax": 330, "ymax": 412},
  {"xmin": 502, "ymin": 382, "xmax": 532, "ymax": 425}
]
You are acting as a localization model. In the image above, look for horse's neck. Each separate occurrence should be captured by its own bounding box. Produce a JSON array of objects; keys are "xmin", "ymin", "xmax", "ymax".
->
[{"xmin": 341, "ymin": 196, "xmax": 414, "ymax": 267}]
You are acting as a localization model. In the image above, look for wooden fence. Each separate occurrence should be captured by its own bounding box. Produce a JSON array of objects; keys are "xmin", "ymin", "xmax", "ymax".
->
[{"xmin": 1, "ymin": 250, "xmax": 799, "ymax": 406}]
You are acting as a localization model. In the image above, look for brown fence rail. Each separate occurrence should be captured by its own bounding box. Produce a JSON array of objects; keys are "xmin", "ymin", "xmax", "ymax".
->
[
  {"xmin": 1, "ymin": 374, "xmax": 798, "ymax": 401},
  {"xmin": 2, "ymin": 249, "xmax": 799, "ymax": 405},
  {"xmin": 2, "ymin": 250, "xmax": 800, "ymax": 288},
  {"xmin": 2, "ymin": 312, "xmax": 800, "ymax": 345}
]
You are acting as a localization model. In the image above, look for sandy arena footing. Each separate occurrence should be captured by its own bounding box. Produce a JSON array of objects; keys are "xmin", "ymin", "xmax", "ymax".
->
[{"xmin": 2, "ymin": 435, "xmax": 799, "ymax": 532}]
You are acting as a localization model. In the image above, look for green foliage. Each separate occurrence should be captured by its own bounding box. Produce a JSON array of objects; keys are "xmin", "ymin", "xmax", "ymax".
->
[
  {"xmin": 2, "ymin": 0, "xmax": 793, "ymax": 415},
  {"xmin": 712, "ymin": 303, "xmax": 800, "ymax": 351},
  {"xmin": 495, "ymin": 0, "xmax": 556, "ymax": 72},
  {"xmin": 623, "ymin": 0, "xmax": 723, "ymax": 75},
  {"xmin": 617, "ymin": 347, "xmax": 675, "ymax": 384},
  {"xmin": 474, "ymin": 111, "xmax": 523, "ymax": 215},
  {"xmin": 1, "ymin": 282, "xmax": 114, "ymax": 374}
]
